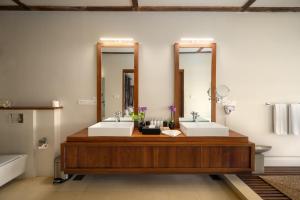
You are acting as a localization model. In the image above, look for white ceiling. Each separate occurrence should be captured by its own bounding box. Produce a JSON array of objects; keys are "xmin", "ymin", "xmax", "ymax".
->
[
  {"xmin": 139, "ymin": 0, "xmax": 247, "ymax": 6},
  {"xmin": 1, "ymin": 0, "xmax": 299, "ymax": 7},
  {"xmin": 22, "ymin": 0, "xmax": 132, "ymax": 6},
  {"xmin": 252, "ymin": 0, "xmax": 300, "ymax": 7}
]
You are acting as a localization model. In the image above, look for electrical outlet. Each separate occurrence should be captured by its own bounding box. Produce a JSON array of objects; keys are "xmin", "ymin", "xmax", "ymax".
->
[{"xmin": 78, "ymin": 98, "xmax": 96, "ymax": 105}]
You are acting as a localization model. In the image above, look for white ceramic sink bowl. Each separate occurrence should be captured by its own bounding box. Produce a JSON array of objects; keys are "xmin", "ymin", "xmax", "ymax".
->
[
  {"xmin": 180, "ymin": 122, "xmax": 229, "ymax": 137},
  {"xmin": 88, "ymin": 122, "xmax": 134, "ymax": 137},
  {"xmin": 179, "ymin": 117, "xmax": 210, "ymax": 122},
  {"xmin": 103, "ymin": 117, "xmax": 133, "ymax": 122}
]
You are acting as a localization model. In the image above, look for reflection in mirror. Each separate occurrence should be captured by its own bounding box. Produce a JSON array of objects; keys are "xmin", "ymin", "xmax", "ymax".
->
[
  {"xmin": 101, "ymin": 47, "xmax": 134, "ymax": 121},
  {"xmin": 178, "ymin": 47, "xmax": 213, "ymax": 122},
  {"xmin": 208, "ymin": 84, "xmax": 230, "ymax": 103},
  {"xmin": 123, "ymin": 69, "xmax": 134, "ymax": 114}
]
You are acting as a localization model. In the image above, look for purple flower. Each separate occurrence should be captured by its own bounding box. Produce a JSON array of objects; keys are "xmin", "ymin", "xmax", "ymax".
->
[
  {"xmin": 168, "ymin": 105, "xmax": 176, "ymax": 113},
  {"xmin": 138, "ymin": 106, "xmax": 147, "ymax": 113}
]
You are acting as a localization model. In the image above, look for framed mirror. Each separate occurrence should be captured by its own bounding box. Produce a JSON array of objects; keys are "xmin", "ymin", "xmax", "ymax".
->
[
  {"xmin": 97, "ymin": 42, "xmax": 139, "ymax": 122},
  {"xmin": 174, "ymin": 42, "xmax": 216, "ymax": 125}
]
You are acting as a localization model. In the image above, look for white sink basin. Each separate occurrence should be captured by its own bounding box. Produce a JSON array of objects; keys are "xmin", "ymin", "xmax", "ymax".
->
[
  {"xmin": 88, "ymin": 122, "xmax": 134, "ymax": 137},
  {"xmin": 179, "ymin": 117, "xmax": 210, "ymax": 122},
  {"xmin": 103, "ymin": 117, "xmax": 133, "ymax": 122},
  {"xmin": 180, "ymin": 122, "xmax": 229, "ymax": 137}
]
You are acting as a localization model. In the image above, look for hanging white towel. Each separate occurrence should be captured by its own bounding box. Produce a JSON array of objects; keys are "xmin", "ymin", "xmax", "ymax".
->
[
  {"xmin": 289, "ymin": 104, "xmax": 300, "ymax": 136},
  {"xmin": 273, "ymin": 104, "xmax": 288, "ymax": 135}
]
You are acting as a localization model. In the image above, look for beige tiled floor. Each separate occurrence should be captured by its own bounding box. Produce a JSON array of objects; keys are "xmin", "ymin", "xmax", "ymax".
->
[{"xmin": 0, "ymin": 175, "xmax": 240, "ymax": 200}]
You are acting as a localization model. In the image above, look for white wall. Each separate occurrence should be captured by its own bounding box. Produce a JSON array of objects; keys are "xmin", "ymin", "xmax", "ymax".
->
[
  {"xmin": 0, "ymin": 11, "xmax": 300, "ymax": 165},
  {"xmin": 180, "ymin": 53, "xmax": 211, "ymax": 119},
  {"xmin": 102, "ymin": 53, "xmax": 134, "ymax": 118},
  {"xmin": 0, "ymin": 110, "xmax": 61, "ymax": 177}
]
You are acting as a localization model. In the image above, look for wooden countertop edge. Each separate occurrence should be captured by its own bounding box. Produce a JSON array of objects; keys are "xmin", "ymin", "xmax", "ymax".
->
[{"xmin": 65, "ymin": 128, "xmax": 251, "ymax": 144}]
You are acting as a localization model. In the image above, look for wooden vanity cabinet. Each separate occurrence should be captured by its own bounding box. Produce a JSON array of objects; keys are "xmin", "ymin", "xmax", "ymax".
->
[
  {"xmin": 61, "ymin": 130, "xmax": 254, "ymax": 174},
  {"xmin": 61, "ymin": 129, "xmax": 254, "ymax": 174}
]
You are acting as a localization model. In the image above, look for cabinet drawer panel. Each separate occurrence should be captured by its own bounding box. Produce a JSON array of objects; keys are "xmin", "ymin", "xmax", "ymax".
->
[
  {"xmin": 201, "ymin": 146, "xmax": 251, "ymax": 168},
  {"xmin": 77, "ymin": 146, "xmax": 112, "ymax": 168},
  {"xmin": 64, "ymin": 145, "xmax": 78, "ymax": 168},
  {"xmin": 154, "ymin": 146, "xmax": 202, "ymax": 168},
  {"xmin": 111, "ymin": 146, "xmax": 153, "ymax": 168}
]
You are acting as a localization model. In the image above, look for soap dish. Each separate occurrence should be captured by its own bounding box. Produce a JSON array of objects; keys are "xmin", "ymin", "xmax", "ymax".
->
[{"xmin": 161, "ymin": 130, "xmax": 181, "ymax": 137}]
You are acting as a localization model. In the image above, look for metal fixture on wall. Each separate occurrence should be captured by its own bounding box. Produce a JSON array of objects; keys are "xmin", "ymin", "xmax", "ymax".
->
[
  {"xmin": 223, "ymin": 102, "xmax": 236, "ymax": 115},
  {"xmin": 9, "ymin": 113, "xmax": 23, "ymax": 123},
  {"xmin": 38, "ymin": 137, "xmax": 48, "ymax": 150}
]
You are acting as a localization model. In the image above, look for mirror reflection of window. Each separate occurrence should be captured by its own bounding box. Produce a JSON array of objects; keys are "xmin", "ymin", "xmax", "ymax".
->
[
  {"xmin": 101, "ymin": 47, "xmax": 134, "ymax": 120},
  {"xmin": 179, "ymin": 47, "xmax": 212, "ymax": 122},
  {"xmin": 123, "ymin": 70, "xmax": 134, "ymax": 115}
]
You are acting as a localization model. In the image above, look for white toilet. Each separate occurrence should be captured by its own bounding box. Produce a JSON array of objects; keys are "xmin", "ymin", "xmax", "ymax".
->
[{"xmin": 0, "ymin": 154, "xmax": 27, "ymax": 187}]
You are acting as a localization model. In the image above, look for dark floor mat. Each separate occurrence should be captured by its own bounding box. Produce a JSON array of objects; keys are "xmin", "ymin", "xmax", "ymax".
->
[{"xmin": 73, "ymin": 175, "xmax": 85, "ymax": 181}]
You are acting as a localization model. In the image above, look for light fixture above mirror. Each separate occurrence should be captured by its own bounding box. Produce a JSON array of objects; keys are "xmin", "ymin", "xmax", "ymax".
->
[
  {"xmin": 180, "ymin": 38, "xmax": 215, "ymax": 44},
  {"xmin": 99, "ymin": 38, "xmax": 135, "ymax": 46}
]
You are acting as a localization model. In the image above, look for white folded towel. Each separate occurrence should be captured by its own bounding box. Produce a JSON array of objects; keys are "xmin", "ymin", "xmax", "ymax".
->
[
  {"xmin": 289, "ymin": 104, "xmax": 300, "ymax": 135},
  {"xmin": 273, "ymin": 104, "xmax": 288, "ymax": 135}
]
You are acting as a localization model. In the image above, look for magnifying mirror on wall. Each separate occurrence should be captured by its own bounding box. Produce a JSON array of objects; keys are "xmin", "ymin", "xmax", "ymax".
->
[
  {"xmin": 217, "ymin": 85, "xmax": 230, "ymax": 99},
  {"xmin": 207, "ymin": 84, "xmax": 230, "ymax": 103}
]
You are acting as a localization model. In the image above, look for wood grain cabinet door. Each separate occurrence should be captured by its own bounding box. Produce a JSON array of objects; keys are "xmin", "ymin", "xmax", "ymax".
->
[
  {"xmin": 62, "ymin": 143, "xmax": 253, "ymax": 172},
  {"xmin": 153, "ymin": 146, "xmax": 251, "ymax": 169},
  {"xmin": 63, "ymin": 144, "xmax": 79, "ymax": 169},
  {"xmin": 153, "ymin": 146, "xmax": 202, "ymax": 168},
  {"xmin": 111, "ymin": 146, "xmax": 153, "ymax": 168},
  {"xmin": 77, "ymin": 146, "xmax": 113, "ymax": 168},
  {"xmin": 68, "ymin": 145, "xmax": 154, "ymax": 168},
  {"xmin": 201, "ymin": 146, "xmax": 251, "ymax": 168}
]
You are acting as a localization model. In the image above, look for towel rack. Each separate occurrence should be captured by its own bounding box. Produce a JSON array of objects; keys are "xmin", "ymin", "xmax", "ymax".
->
[{"xmin": 265, "ymin": 102, "xmax": 300, "ymax": 106}]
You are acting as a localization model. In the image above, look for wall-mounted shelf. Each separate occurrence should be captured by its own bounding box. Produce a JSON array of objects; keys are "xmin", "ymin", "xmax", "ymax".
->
[{"xmin": 0, "ymin": 106, "xmax": 63, "ymax": 110}]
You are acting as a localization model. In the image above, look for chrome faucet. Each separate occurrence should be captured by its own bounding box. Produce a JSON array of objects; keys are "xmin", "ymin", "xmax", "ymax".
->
[
  {"xmin": 114, "ymin": 111, "xmax": 122, "ymax": 122},
  {"xmin": 191, "ymin": 111, "xmax": 199, "ymax": 122}
]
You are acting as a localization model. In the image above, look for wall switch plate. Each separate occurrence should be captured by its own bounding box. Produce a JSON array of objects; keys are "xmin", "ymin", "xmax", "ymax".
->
[{"xmin": 78, "ymin": 98, "xmax": 96, "ymax": 105}]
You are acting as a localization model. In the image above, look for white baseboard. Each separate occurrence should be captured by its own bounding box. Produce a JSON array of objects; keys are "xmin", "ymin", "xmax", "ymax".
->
[{"xmin": 265, "ymin": 156, "xmax": 300, "ymax": 166}]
